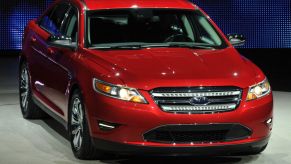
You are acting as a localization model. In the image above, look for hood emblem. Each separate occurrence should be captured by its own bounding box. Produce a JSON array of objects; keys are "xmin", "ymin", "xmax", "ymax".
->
[{"xmin": 189, "ymin": 96, "xmax": 210, "ymax": 106}]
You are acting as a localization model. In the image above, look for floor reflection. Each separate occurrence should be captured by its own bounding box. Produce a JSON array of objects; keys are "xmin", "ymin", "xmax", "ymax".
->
[{"xmin": 40, "ymin": 116, "xmax": 259, "ymax": 164}]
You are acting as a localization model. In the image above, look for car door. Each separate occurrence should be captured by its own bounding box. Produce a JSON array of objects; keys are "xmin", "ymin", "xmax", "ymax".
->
[
  {"xmin": 44, "ymin": 5, "xmax": 79, "ymax": 121},
  {"xmin": 30, "ymin": 2, "xmax": 71, "ymax": 118},
  {"xmin": 28, "ymin": 5, "xmax": 55, "ymax": 97}
]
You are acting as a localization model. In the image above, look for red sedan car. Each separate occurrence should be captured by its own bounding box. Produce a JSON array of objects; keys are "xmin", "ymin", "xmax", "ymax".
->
[{"xmin": 20, "ymin": 0, "xmax": 273, "ymax": 159}]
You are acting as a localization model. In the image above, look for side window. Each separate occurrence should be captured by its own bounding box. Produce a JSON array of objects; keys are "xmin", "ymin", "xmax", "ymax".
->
[
  {"xmin": 39, "ymin": 3, "xmax": 70, "ymax": 36},
  {"xmin": 62, "ymin": 8, "xmax": 78, "ymax": 42},
  {"xmin": 39, "ymin": 9, "xmax": 54, "ymax": 33}
]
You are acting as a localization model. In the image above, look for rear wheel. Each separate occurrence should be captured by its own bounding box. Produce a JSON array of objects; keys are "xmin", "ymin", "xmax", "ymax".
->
[
  {"xmin": 69, "ymin": 89, "xmax": 109, "ymax": 159},
  {"xmin": 19, "ymin": 62, "xmax": 46, "ymax": 119}
]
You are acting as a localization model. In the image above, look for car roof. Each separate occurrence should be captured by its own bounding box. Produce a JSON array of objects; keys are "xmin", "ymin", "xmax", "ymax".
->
[{"xmin": 82, "ymin": 0, "xmax": 196, "ymax": 10}]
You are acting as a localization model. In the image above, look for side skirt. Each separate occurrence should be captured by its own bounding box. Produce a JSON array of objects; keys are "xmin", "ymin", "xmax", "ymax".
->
[{"xmin": 32, "ymin": 96, "xmax": 68, "ymax": 130}]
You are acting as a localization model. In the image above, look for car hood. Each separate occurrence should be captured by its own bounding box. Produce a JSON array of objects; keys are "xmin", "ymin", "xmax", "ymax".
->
[{"xmin": 88, "ymin": 47, "xmax": 259, "ymax": 90}]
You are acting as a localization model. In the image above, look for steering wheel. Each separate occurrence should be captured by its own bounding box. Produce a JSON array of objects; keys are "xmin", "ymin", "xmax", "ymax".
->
[{"xmin": 164, "ymin": 34, "xmax": 193, "ymax": 42}]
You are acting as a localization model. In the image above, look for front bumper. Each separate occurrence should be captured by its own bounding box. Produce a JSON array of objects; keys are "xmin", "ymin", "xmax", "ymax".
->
[
  {"xmin": 92, "ymin": 136, "xmax": 270, "ymax": 156},
  {"xmin": 84, "ymin": 87, "xmax": 273, "ymax": 151}
]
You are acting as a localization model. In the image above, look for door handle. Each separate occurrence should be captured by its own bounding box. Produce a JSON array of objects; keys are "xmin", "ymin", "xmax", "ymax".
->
[
  {"xmin": 47, "ymin": 47, "xmax": 55, "ymax": 55},
  {"xmin": 30, "ymin": 36, "xmax": 37, "ymax": 43}
]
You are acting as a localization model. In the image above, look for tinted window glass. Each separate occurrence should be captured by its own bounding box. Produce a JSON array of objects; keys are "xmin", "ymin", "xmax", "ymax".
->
[
  {"xmin": 87, "ymin": 9, "xmax": 226, "ymax": 49},
  {"xmin": 39, "ymin": 8, "xmax": 55, "ymax": 34},
  {"xmin": 39, "ymin": 3, "xmax": 70, "ymax": 35}
]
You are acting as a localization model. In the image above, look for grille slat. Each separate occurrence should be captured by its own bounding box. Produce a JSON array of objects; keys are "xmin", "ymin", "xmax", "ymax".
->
[
  {"xmin": 155, "ymin": 97, "xmax": 239, "ymax": 104},
  {"xmin": 151, "ymin": 91, "xmax": 241, "ymax": 97},
  {"xmin": 161, "ymin": 104, "xmax": 237, "ymax": 111},
  {"xmin": 151, "ymin": 87, "xmax": 242, "ymax": 114}
]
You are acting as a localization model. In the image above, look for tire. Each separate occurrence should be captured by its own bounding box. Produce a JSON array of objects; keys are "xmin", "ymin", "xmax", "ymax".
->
[
  {"xmin": 19, "ymin": 62, "xmax": 47, "ymax": 119},
  {"xmin": 68, "ymin": 89, "xmax": 109, "ymax": 160}
]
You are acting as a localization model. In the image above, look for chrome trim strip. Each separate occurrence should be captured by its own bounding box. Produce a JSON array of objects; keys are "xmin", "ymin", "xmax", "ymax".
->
[
  {"xmin": 152, "ymin": 91, "xmax": 241, "ymax": 97},
  {"xmin": 151, "ymin": 87, "xmax": 242, "ymax": 114},
  {"xmin": 156, "ymin": 97, "xmax": 240, "ymax": 104},
  {"xmin": 98, "ymin": 123, "xmax": 115, "ymax": 129},
  {"xmin": 161, "ymin": 104, "xmax": 237, "ymax": 111}
]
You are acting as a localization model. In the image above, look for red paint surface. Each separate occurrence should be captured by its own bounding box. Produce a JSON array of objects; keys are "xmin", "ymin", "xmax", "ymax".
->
[{"xmin": 22, "ymin": 0, "xmax": 273, "ymax": 149}]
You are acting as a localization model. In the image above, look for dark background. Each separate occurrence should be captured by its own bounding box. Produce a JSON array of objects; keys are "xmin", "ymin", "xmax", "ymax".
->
[
  {"xmin": 0, "ymin": 0, "xmax": 290, "ymax": 91},
  {"xmin": 0, "ymin": 0, "xmax": 52, "ymax": 50},
  {"xmin": 193, "ymin": 0, "xmax": 291, "ymax": 48},
  {"xmin": 1, "ymin": 0, "xmax": 290, "ymax": 50}
]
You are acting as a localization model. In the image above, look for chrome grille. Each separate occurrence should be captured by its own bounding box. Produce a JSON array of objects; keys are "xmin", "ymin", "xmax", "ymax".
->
[{"xmin": 151, "ymin": 87, "xmax": 242, "ymax": 114}]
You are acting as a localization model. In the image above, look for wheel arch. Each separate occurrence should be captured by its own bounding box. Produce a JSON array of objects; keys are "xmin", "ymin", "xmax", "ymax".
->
[{"xmin": 67, "ymin": 81, "xmax": 94, "ymax": 137}]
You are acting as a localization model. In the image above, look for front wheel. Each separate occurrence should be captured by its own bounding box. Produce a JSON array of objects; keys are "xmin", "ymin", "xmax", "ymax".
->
[
  {"xmin": 68, "ymin": 89, "xmax": 109, "ymax": 159},
  {"xmin": 19, "ymin": 62, "xmax": 46, "ymax": 119}
]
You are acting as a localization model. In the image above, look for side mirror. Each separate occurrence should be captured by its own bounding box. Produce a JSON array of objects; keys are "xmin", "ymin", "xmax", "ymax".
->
[
  {"xmin": 227, "ymin": 34, "xmax": 246, "ymax": 47},
  {"xmin": 48, "ymin": 35, "xmax": 77, "ymax": 49}
]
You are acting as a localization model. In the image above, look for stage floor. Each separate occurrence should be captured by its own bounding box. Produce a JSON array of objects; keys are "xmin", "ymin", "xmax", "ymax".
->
[
  {"xmin": 1, "ymin": 91, "xmax": 291, "ymax": 164},
  {"xmin": 0, "ymin": 56, "xmax": 291, "ymax": 163}
]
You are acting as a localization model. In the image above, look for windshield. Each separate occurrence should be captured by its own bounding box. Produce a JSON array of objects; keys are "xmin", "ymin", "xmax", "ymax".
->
[{"xmin": 86, "ymin": 9, "xmax": 227, "ymax": 49}]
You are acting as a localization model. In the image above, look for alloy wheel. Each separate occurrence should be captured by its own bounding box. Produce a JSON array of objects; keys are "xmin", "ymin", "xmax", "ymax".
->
[
  {"xmin": 71, "ymin": 98, "xmax": 84, "ymax": 151},
  {"xmin": 20, "ymin": 67, "xmax": 29, "ymax": 111}
]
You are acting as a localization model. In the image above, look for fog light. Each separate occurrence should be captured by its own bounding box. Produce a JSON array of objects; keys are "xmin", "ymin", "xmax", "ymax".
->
[
  {"xmin": 98, "ymin": 121, "xmax": 119, "ymax": 131},
  {"xmin": 266, "ymin": 118, "xmax": 273, "ymax": 126}
]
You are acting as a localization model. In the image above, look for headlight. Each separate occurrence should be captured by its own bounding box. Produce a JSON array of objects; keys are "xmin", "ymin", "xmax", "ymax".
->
[
  {"xmin": 93, "ymin": 78, "xmax": 147, "ymax": 104},
  {"xmin": 247, "ymin": 78, "xmax": 271, "ymax": 101}
]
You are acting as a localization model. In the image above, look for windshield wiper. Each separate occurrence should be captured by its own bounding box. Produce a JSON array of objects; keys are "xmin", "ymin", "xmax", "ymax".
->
[
  {"xmin": 141, "ymin": 43, "xmax": 214, "ymax": 49},
  {"xmin": 167, "ymin": 43, "xmax": 214, "ymax": 49},
  {"xmin": 91, "ymin": 43, "xmax": 214, "ymax": 50},
  {"xmin": 92, "ymin": 45, "xmax": 142, "ymax": 50}
]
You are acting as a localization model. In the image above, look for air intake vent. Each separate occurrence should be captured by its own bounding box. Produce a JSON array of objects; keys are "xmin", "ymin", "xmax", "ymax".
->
[{"xmin": 144, "ymin": 124, "xmax": 251, "ymax": 144}]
